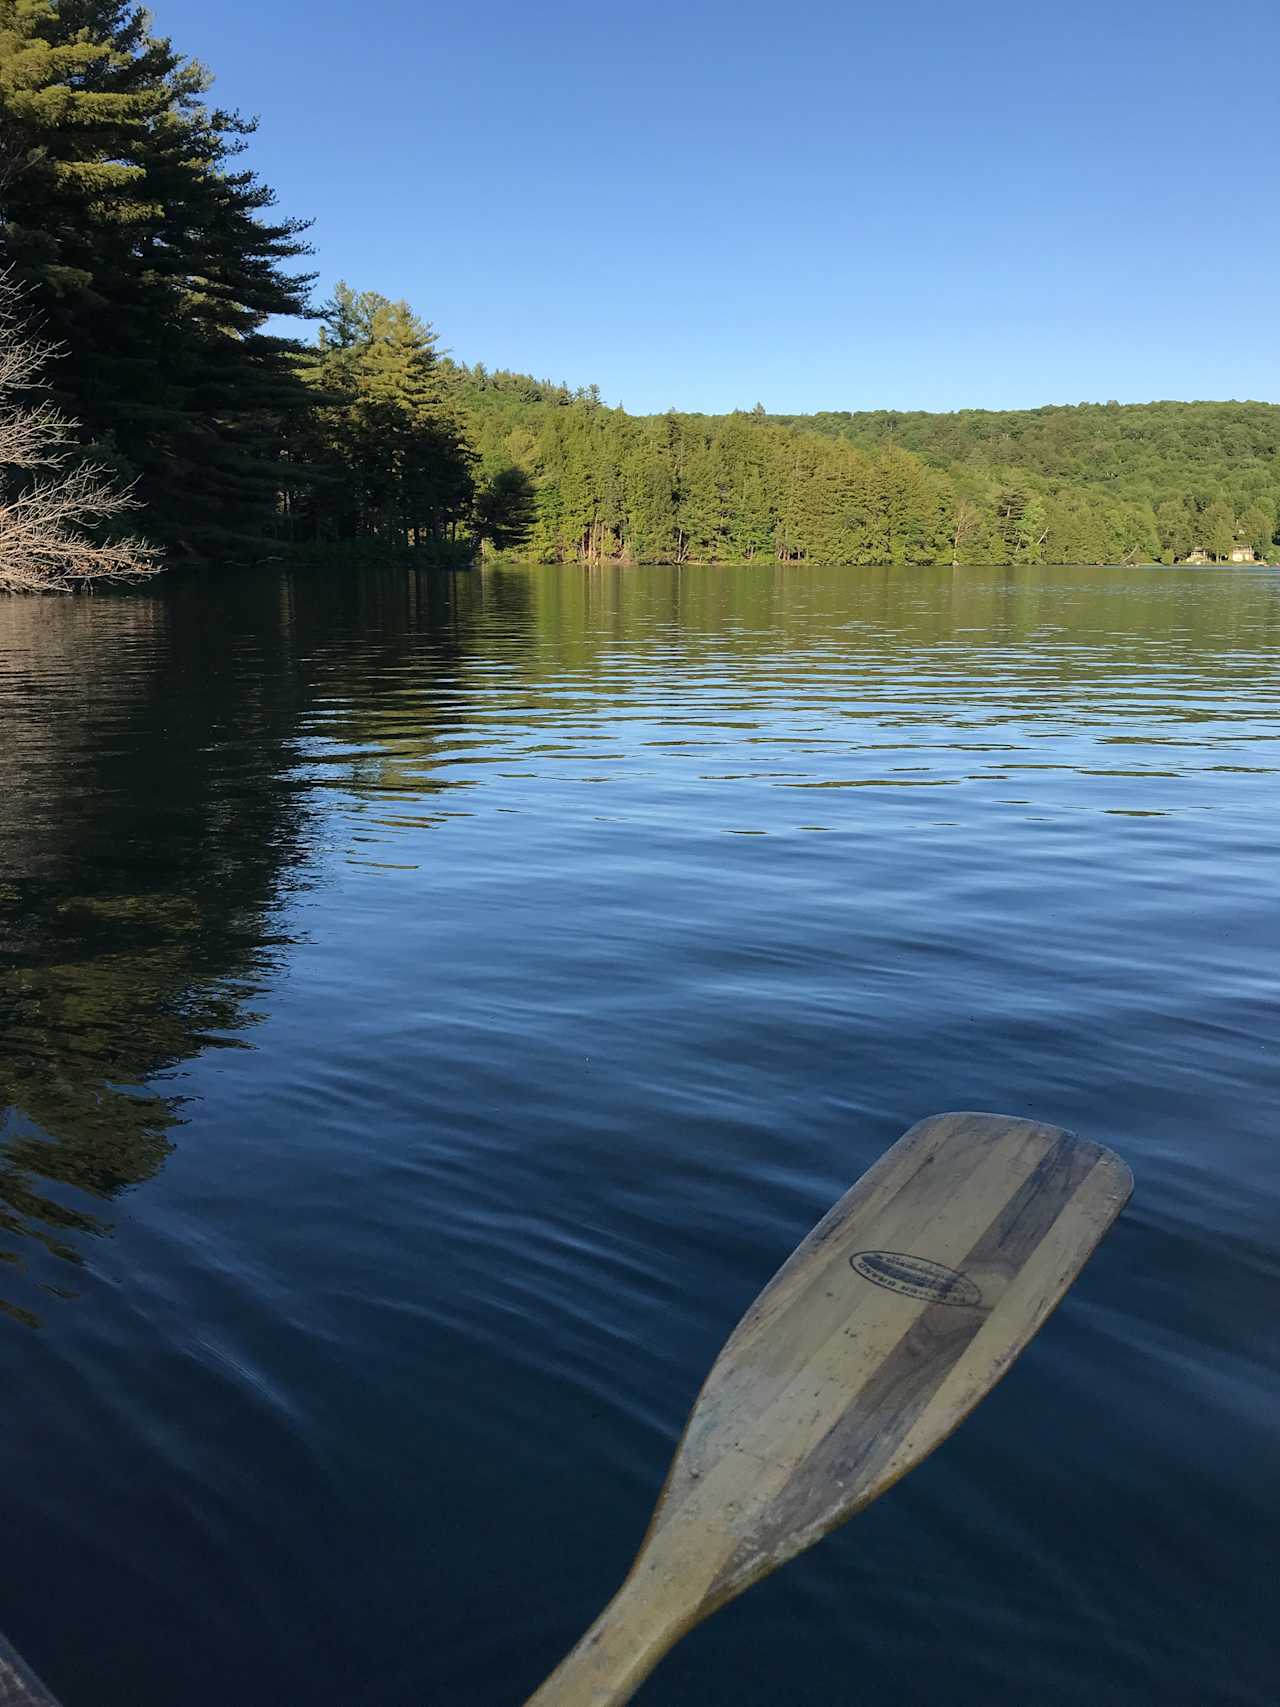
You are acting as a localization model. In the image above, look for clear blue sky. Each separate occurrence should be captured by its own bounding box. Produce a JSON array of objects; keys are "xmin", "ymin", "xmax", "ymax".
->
[{"xmin": 163, "ymin": 0, "xmax": 1278, "ymax": 414}]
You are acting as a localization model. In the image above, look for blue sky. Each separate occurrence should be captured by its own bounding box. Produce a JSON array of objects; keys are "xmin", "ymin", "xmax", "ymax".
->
[{"xmin": 163, "ymin": 0, "xmax": 1278, "ymax": 414}]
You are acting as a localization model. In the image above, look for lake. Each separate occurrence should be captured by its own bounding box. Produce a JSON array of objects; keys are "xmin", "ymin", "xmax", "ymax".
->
[{"xmin": 1, "ymin": 561, "xmax": 1277, "ymax": 1706}]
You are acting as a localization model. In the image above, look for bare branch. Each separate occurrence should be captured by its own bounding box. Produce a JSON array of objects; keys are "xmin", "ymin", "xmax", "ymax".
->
[{"xmin": 0, "ymin": 268, "xmax": 163, "ymax": 592}]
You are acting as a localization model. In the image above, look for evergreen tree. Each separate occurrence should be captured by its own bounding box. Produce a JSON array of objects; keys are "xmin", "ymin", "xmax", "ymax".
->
[
  {"xmin": 296, "ymin": 285, "xmax": 476, "ymax": 544},
  {"xmin": 473, "ymin": 466, "xmax": 536, "ymax": 553},
  {"xmin": 1199, "ymin": 499, "xmax": 1235, "ymax": 561},
  {"xmin": 0, "ymin": 0, "xmax": 315, "ymax": 553},
  {"xmin": 872, "ymin": 447, "xmax": 944, "ymax": 565}
]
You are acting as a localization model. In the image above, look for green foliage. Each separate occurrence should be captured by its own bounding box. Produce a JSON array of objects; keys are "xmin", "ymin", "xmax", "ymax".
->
[
  {"xmin": 435, "ymin": 371, "xmax": 1280, "ymax": 566},
  {"xmin": 773, "ymin": 400, "xmax": 1280, "ymax": 564},
  {"xmin": 442, "ymin": 371, "xmax": 962, "ymax": 566}
]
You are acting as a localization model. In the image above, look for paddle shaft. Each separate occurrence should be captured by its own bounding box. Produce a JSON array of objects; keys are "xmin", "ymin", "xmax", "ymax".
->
[{"xmin": 523, "ymin": 1573, "xmax": 685, "ymax": 1707}]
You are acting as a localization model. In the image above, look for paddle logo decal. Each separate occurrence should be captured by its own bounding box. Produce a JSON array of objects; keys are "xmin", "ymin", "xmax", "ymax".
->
[{"xmin": 850, "ymin": 1250, "xmax": 982, "ymax": 1306}]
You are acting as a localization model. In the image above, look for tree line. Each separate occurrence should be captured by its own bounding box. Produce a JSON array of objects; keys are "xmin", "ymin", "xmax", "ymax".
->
[
  {"xmin": 445, "ymin": 367, "xmax": 1280, "ymax": 568},
  {"xmin": 2, "ymin": 0, "xmax": 1277, "ymax": 587}
]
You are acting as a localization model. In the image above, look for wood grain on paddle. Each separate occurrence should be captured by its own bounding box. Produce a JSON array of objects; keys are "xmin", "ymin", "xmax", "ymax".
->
[{"xmin": 524, "ymin": 1111, "xmax": 1132, "ymax": 1707}]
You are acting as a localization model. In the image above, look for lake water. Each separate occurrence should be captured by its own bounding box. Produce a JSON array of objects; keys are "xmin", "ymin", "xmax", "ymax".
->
[{"xmin": 1, "ymin": 562, "xmax": 1277, "ymax": 1707}]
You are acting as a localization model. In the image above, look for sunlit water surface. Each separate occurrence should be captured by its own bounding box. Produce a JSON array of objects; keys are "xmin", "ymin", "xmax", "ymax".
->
[{"xmin": 1, "ymin": 563, "xmax": 1277, "ymax": 1706}]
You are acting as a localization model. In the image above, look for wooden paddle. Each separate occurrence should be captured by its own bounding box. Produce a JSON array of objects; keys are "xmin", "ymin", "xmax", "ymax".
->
[
  {"xmin": 0, "ymin": 1629, "xmax": 60, "ymax": 1707},
  {"xmin": 524, "ymin": 1110, "xmax": 1132, "ymax": 1706}
]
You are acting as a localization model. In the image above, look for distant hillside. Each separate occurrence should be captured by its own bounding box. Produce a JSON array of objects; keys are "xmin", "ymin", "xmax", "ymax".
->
[
  {"xmin": 781, "ymin": 400, "xmax": 1280, "ymax": 487},
  {"xmin": 442, "ymin": 365, "xmax": 1279, "ymax": 567},
  {"xmin": 783, "ymin": 400, "xmax": 1280, "ymax": 552}
]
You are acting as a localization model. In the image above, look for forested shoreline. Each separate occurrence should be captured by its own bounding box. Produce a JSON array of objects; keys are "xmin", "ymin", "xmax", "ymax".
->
[
  {"xmin": 450, "ymin": 374, "xmax": 1280, "ymax": 569},
  {"xmin": 2, "ymin": 0, "xmax": 1278, "ymax": 587}
]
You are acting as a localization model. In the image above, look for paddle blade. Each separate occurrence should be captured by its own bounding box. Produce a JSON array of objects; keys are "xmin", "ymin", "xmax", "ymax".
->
[
  {"xmin": 649, "ymin": 1111, "xmax": 1132, "ymax": 1610},
  {"xmin": 525, "ymin": 1112, "xmax": 1131, "ymax": 1706}
]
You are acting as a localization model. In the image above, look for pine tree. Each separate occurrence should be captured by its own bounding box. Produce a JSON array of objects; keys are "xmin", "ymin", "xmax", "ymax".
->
[
  {"xmin": 0, "ymin": 0, "xmax": 315, "ymax": 553},
  {"xmin": 298, "ymin": 285, "xmax": 476, "ymax": 544},
  {"xmin": 473, "ymin": 466, "xmax": 536, "ymax": 553}
]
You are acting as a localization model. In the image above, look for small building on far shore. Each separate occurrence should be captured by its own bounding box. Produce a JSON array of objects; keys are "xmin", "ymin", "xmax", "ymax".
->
[{"xmin": 1179, "ymin": 543, "xmax": 1263, "ymax": 565}]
